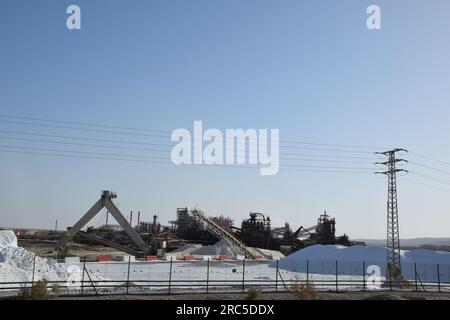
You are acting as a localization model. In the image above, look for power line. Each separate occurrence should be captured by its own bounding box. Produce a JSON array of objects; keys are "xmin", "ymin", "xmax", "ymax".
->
[
  {"xmin": 4, "ymin": 145, "xmax": 450, "ymax": 184},
  {"xmin": 281, "ymin": 157, "xmax": 370, "ymax": 164},
  {"xmin": 0, "ymin": 113, "xmax": 171, "ymax": 134},
  {"xmin": 400, "ymin": 177, "xmax": 450, "ymax": 193},
  {"xmin": 409, "ymin": 171, "xmax": 450, "ymax": 186},
  {"xmin": 409, "ymin": 161, "xmax": 450, "ymax": 176},
  {"xmin": 0, "ymin": 129, "xmax": 170, "ymax": 147},
  {"xmin": 0, "ymin": 119, "xmax": 169, "ymax": 139},
  {"xmin": 0, "ymin": 135, "xmax": 376, "ymax": 165},
  {"xmin": 0, "ymin": 130, "xmax": 379, "ymax": 159},
  {"xmin": 0, "ymin": 120, "xmax": 376, "ymax": 153},
  {"xmin": 274, "ymin": 163, "xmax": 374, "ymax": 170},
  {"xmin": 3, "ymin": 113, "xmax": 450, "ymax": 194},
  {"xmin": 0, "ymin": 114, "xmax": 382, "ymax": 151},
  {"xmin": 279, "ymin": 145, "xmax": 372, "ymax": 153},
  {"xmin": 278, "ymin": 151, "xmax": 375, "ymax": 159},
  {"xmin": 0, "ymin": 145, "xmax": 374, "ymax": 170},
  {"xmin": 0, "ymin": 148, "xmax": 169, "ymax": 165},
  {"xmin": 0, "ymin": 147, "xmax": 375, "ymax": 173},
  {"xmin": 280, "ymin": 168, "xmax": 373, "ymax": 174},
  {"xmin": 0, "ymin": 145, "xmax": 169, "ymax": 160},
  {"xmin": 282, "ymin": 139, "xmax": 386, "ymax": 149},
  {"xmin": 409, "ymin": 151, "xmax": 450, "ymax": 167},
  {"xmin": 0, "ymin": 136, "xmax": 170, "ymax": 153}
]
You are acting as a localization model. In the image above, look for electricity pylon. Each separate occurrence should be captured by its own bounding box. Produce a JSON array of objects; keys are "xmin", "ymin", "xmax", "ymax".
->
[{"xmin": 375, "ymin": 148, "xmax": 408, "ymax": 276}]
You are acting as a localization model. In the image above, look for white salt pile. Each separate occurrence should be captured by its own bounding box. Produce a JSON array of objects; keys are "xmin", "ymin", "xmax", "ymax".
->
[
  {"xmin": 277, "ymin": 244, "xmax": 450, "ymax": 265},
  {"xmin": 170, "ymin": 240, "xmax": 285, "ymax": 259},
  {"xmin": 170, "ymin": 239, "xmax": 238, "ymax": 257},
  {"xmin": 253, "ymin": 248, "xmax": 285, "ymax": 259},
  {"xmin": 0, "ymin": 230, "xmax": 82, "ymax": 286},
  {"xmin": 0, "ymin": 230, "xmax": 17, "ymax": 248},
  {"xmin": 191, "ymin": 239, "xmax": 237, "ymax": 256},
  {"xmin": 272, "ymin": 244, "xmax": 450, "ymax": 281},
  {"xmin": 171, "ymin": 244, "xmax": 203, "ymax": 255}
]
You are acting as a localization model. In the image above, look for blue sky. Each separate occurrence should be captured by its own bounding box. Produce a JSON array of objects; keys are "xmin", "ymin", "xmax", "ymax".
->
[{"xmin": 0, "ymin": 0, "xmax": 449, "ymax": 238}]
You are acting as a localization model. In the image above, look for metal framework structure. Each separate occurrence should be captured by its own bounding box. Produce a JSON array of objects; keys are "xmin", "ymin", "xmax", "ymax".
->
[
  {"xmin": 272, "ymin": 224, "xmax": 317, "ymax": 239},
  {"xmin": 191, "ymin": 209, "xmax": 259, "ymax": 259},
  {"xmin": 375, "ymin": 148, "xmax": 408, "ymax": 274},
  {"xmin": 64, "ymin": 190, "xmax": 149, "ymax": 255}
]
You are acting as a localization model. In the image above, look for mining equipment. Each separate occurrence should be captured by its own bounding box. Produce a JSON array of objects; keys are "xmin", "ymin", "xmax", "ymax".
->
[
  {"xmin": 56, "ymin": 190, "xmax": 356, "ymax": 259},
  {"xmin": 235, "ymin": 210, "xmax": 351, "ymax": 253},
  {"xmin": 137, "ymin": 215, "xmax": 161, "ymax": 234},
  {"xmin": 169, "ymin": 208, "xmax": 354, "ymax": 254},
  {"xmin": 172, "ymin": 207, "xmax": 218, "ymax": 244},
  {"xmin": 56, "ymin": 190, "xmax": 151, "ymax": 258},
  {"xmin": 235, "ymin": 212, "xmax": 276, "ymax": 249},
  {"xmin": 168, "ymin": 208, "xmax": 258, "ymax": 258},
  {"xmin": 191, "ymin": 209, "xmax": 259, "ymax": 258},
  {"xmin": 301, "ymin": 211, "xmax": 350, "ymax": 246}
]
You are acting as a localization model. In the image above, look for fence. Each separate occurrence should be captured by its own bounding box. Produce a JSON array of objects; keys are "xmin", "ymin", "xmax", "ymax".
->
[{"xmin": 0, "ymin": 257, "xmax": 449, "ymax": 297}]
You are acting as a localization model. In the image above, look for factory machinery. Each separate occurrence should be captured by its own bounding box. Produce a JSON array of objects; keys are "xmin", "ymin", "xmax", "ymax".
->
[
  {"xmin": 191, "ymin": 209, "xmax": 259, "ymax": 259},
  {"xmin": 233, "ymin": 211, "xmax": 352, "ymax": 254},
  {"xmin": 57, "ymin": 191, "xmax": 176, "ymax": 258},
  {"xmin": 170, "ymin": 208, "xmax": 354, "ymax": 254},
  {"xmin": 57, "ymin": 190, "xmax": 359, "ymax": 259}
]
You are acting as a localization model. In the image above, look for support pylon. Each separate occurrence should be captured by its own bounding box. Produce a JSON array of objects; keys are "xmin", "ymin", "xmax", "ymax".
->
[{"xmin": 375, "ymin": 148, "xmax": 408, "ymax": 275}]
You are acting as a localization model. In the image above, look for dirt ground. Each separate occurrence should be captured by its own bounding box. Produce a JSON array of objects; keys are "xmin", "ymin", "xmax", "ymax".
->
[
  {"xmin": 18, "ymin": 239, "xmax": 129, "ymax": 258},
  {"xmin": 58, "ymin": 291, "xmax": 450, "ymax": 300}
]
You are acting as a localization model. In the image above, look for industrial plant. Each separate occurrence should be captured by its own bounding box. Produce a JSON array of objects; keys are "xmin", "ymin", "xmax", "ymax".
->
[{"xmin": 43, "ymin": 190, "xmax": 360, "ymax": 261}]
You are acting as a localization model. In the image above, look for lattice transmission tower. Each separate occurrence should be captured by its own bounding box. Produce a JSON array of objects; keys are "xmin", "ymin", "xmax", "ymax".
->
[{"xmin": 375, "ymin": 148, "xmax": 408, "ymax": 275}]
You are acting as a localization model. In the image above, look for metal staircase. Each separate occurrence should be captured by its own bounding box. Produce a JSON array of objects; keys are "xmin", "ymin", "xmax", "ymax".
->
[{"xmin": 192, "ymin": 209, "xmax": 258, "ymax": 259}]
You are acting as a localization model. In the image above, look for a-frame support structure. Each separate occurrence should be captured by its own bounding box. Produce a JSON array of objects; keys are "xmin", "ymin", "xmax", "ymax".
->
[{"xmin": 65, "ymin": 190, "xmax": 149, "ymax": 255}]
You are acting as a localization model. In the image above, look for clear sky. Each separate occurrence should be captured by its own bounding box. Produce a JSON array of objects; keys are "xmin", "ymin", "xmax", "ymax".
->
[{"xmin": 0, "ymin": 0, "xmax": 449, "ymax": 239}]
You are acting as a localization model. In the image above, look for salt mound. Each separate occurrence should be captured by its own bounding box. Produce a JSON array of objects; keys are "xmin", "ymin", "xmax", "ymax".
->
[
  {"xmin": 0, "ymin": 229, "xmax": 85, "ymax": 286},
  {"xmin": 253, "ymin": 248, "xmax": 285, "ymax": 259},
  {"xmin": 172, "ymin": 239, "xmax": 237, "ymax": 256},
  {"xmin": 191, "ymin": 239, "xmax": 237, "ymax": 256},
  {"xmin": 171, "ymin": 244, "xmax": 202, "ymax": 255},
  {"xmin": 279, "ymin": 245, "xmax": 387, "ymax": 263},
  {"xmin": 172, "ymin": 240, "xmax": 284, "ymax": 258},
  {"xmin": 272, "ymin": 244, "xmax": 450, "ymax": 280},
  {"xmin": 277, "ymin": 244, "xmax": 450, "ymax": 266},
  {"xmin": 0, "ymin": 230, "xmax": 17, "ymax": 248},
  {"xmin": 404, "ymin": 249, "xmax": 450, "ymax": 264}
]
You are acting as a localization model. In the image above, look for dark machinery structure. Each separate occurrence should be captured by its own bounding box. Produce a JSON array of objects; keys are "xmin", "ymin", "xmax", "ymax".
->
[
  {"xmin": 308, "ymin": 212, "xmax": 336, "ymax": 244},
  {"xmin": 236, "ymin": 211, "xmax": 351, "ymax": 253},
  {"xmin": 171, "ymin": 207, "xmax": 218, "ymax": 244},
  {"xmin": 167, "ymin": 209, "xmax": 353, "ymax": 253},
  {"xmin": 236, "ymin": 212, "xmax": 275, "ymax": 249},
  {"xmin": 56, "ymin": 190, "xmax": 357, "ymax": 259},
  {"xmin": 137, "ymin": 215, "xmax": 161, "ymax": 234}
]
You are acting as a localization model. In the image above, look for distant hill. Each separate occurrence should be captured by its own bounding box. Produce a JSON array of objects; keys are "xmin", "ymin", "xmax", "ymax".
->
[{"xmin": 354, "ymin": 238, "xmax": 450, "ymax": 248}]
